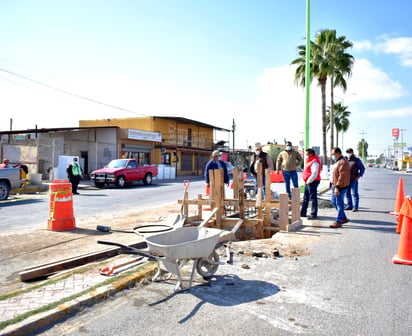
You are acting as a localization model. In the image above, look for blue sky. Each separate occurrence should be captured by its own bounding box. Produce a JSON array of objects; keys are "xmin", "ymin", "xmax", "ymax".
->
[{"xmin": 1, "ymin": 0, "xmax": 411, "ymax": 158}]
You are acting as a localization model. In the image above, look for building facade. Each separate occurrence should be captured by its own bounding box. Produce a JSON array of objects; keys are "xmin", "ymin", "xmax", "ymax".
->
[
  {"xmin": 0, "ymin": 117, "xmax": 230, "ymax": 180},
  {"xmin": 80, "ymin": 116, "xmax": 230, "ymax": 176}
]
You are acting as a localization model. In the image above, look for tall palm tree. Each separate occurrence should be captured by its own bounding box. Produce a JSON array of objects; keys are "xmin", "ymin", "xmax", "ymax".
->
[
  {"xmin": 327, "ymin": 33, "xmax": 354, "ymax": 150},
  {"xmin": 292, "ymin": 29, "xmax": 354, "ymax": 164},
  {"xmin": 326, "ymin": 102, "xmax": 351, "ymax": 147}
]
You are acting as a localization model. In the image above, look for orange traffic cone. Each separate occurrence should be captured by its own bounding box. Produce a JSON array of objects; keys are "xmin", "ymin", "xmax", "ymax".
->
[
  {"xmin": 393, "ymin": 198, "xmax": 412, "ymax": 265},
  {"xmin": 390, "ymin": 177, "xmax": 405, "ymax": 216},
  {"xmin": 396, "ymin": 196, "xmax": 412, "ymax": 233}
]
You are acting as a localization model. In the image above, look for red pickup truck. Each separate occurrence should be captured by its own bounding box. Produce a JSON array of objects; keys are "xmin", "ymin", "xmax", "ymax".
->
[{"xmin": 90, "ymin": 159, "xmax": 158, "ymax": 188}]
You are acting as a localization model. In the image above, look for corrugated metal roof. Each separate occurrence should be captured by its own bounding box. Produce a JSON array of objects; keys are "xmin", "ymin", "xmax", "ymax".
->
[{"xmin": 152, "ymin": 116, "xmax": 230, "ymax": 132}]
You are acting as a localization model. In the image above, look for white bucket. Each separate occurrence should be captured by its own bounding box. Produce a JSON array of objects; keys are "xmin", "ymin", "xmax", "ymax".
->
[{"xmin": 29, "ymin": 173, "xmax": 43, "ymax": 185}]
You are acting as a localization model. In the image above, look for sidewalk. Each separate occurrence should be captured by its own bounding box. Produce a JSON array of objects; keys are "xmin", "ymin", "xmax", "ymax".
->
[{"xmin": 0, "ymin": 179, "xmax": 331, "ymax": 336}]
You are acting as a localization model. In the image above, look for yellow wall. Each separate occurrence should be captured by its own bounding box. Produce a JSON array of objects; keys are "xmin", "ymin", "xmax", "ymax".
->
[
  {"xmin": 80, "ymin": 117, "xmax": 214, "ymax": 150},
  {"xmin": 80, "ymin": 117, "xmax": 154, "ymax": 131}
]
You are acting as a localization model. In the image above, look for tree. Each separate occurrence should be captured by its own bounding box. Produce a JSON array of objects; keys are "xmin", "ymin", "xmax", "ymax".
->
[
  {"xmin": 357, "ymin": 139, "xmax": 368, "ymax": 161},
  {"xmin": 292, "ymin": 29, "xmax": 354, "ymax": 164},
  {"xmin": 326, "ymin": 33, "xmax": 354, "ymax": 150},
  {"xmin": 326, "ymin": 102, "xmax": 351, "ymax": 147}
]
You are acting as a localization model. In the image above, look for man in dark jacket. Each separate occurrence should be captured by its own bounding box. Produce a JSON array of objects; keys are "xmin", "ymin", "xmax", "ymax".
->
[
  {"xmin": 330, "ymin": 147, "xmax": 350, "ymax": 228},
  {"xmin": 250, "ymin": 142, "xmax": 273, "ymax": 197},
  {"xmin": 204, "ymin": 150, "xmax": 229, "ymax": 188},
  {"xmin": 345, "ymin": 148, "xmax": 365, "ymax": 212}
]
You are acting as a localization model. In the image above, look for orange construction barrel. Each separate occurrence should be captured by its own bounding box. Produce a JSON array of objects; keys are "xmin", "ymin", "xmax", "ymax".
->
[
  {"xmin": 270, "ymin": 170, "xmax": 284, "ymax": 183},
  {"xmin": 47, "ymin": 179, "xmax": 76, "ymax": 231}
]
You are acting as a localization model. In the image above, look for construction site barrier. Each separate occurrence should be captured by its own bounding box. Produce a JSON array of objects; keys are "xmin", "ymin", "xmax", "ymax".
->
[{"xmin": 47, "ymin": 179, "xmax": 76, "ymax": 231}]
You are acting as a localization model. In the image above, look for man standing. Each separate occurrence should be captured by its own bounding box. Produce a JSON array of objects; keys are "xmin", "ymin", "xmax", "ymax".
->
[
  {"xmin": 300, "ymin": 148, "xmax": 321, "ymax": 220},
  {"xmin": 250, "ymin": 142, "xmax": 273, "ymax": 195},
  {"xmin": 345, "ymin": 148, "xmax": 365, "ymax": 212},
  {"xmin": 329, "ymin": 147, "xmax": 350, "ymax": 228},
  {"xmin": 276, "ymin": 141, "xmax": 303, "ymax": 199},
  {"xmin": 67, "ymin": 157, "xmax": 83, "ymax": 195},
  {"xmin": 204, "ymin": 150, "xmax": 229, "ymax": 189}
]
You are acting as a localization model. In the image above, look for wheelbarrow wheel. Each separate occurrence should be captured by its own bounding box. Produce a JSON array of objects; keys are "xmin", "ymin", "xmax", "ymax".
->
[{"xmin": 195, "ymin": 250, "xmax": 219, "ymax": 278}]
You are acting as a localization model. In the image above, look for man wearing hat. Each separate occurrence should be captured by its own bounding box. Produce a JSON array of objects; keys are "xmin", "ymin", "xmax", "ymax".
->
[
  {"xmin": 204, "ymin": 150, "xmax": 229, "ymax": 188},
  {"xmin": 250, "ymin": 142, "xmax": 273, "ymax": 195},
  {"xmin": 345, "ymin": 148, "xmax": 365, "ymax": 212}
]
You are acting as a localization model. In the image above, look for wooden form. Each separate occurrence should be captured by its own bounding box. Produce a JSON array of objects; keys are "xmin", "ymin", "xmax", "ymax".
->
[
  {"xmin": 179, "ymin": 163, "xmax": 302, "ymax": 240},
  {"xmin": 19, "ymin": 241, "xmax": 147, "ymax": 281}
]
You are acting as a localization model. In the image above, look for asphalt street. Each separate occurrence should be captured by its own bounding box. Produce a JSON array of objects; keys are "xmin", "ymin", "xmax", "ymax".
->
[{"xmin": 36, "ymin": 168, "xmax": 412, "ymax": 336}]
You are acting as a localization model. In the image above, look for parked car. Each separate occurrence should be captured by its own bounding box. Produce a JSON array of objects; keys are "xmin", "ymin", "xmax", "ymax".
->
[
  {"xmin": 90, "ymin": 159, "xmax": 158, "ymax": 188},
  {"xmin": 391, "ymin": 166, "xmax": 399, "ymax": 171},
  {"xmin": 242, "ymin": 171, "xmax": 257, "ymax": 199},
  {"xmin": 0, "ymin": 168, "xmax": 22, "ymax": 200},
  {"xmin": 406, "ymin": 167, "xmax": 412, "ymax": 174}
]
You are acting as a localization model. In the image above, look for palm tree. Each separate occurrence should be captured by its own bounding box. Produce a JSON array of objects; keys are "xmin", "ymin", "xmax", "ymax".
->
[
  {"xmin": 326, "ymin": 102, "xmax": 351, "ymax": 147},
  {"xmin": 292, "ymin": 29, "xmax": 354, "ymax": 164},
  {"xmin": 327, "ymin": 33, "xmax": 354, "ymax": 150}
]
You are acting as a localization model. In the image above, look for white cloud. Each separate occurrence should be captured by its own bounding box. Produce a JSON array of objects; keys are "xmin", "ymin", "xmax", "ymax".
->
[
  {"xmin": 353, "ymin": 40, "xmax": 374, "ymax": 52},
  {"xmin": 345, "ymin": 58, "xmax": 408, "ymax": 101},
  {"xmin": 354, "ymin": 36, "xmax": 412, "ymax": 68},
  {"xmin": 364, "ymin": 106, "xmax": 412, "ymax": 119},
  {"xmin": 377, "ymin": 36, "xmax": 412, "ymax": 67}
]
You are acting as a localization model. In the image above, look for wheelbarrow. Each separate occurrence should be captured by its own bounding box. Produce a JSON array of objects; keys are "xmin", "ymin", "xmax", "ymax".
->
[{"xmin": 98, "ymin": 218, "xmax": 243, "ymax": 291}]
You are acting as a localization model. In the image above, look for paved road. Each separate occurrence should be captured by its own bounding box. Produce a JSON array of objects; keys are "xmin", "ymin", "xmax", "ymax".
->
[
  {"xmin": 36, "ymin": 168, "xmax": 412, "ymax": 336},
  {"xmin": 0, "ymin": 174, "xmax": 292, "ymax": 234},
  {"xmin": 0, "ymin": 177, "xmax": 206, "ymax": 234}
]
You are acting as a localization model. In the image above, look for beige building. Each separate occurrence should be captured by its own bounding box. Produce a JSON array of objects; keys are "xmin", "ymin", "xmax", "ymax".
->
[
  {"xmin": 79, "ymin": 116, "xmax": 230, "ymax": 176},
  {"xmin": 0, "ymin": 117, "xmax": 230, "ymax": 179}
]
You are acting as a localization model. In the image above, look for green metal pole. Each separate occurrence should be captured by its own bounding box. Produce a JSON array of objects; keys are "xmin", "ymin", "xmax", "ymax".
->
[{"xmin": 305, "ymin": 0, "xmax": 311, "ymax": 150}]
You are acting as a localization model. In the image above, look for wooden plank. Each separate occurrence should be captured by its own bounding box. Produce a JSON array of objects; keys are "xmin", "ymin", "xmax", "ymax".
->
[
  {"xmin": 19, "ymin": 241, "xmax": 147, "ymax": 282},
  {"xmin": 291, "ymin": 188, "xmax": 301, "ymax": 222},
  {"xmin": 197, "ymin": 194, "xmax": 203, "ymax": 221},
  {"xmin": 199, "ymin": 207, "xmax": 219, "ymax": 227},
  {"xmin": 279, "ymin": 193, "xmax": 289, "ymax": 231}
]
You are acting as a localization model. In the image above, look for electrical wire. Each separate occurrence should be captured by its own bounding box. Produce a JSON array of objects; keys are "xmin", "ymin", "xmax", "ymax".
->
[{"xmin": 0, "ymin": 66, "xmax": 149, "ymax": 117}]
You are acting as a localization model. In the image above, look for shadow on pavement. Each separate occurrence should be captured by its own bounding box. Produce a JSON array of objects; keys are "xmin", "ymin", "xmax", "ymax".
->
[
  {"xmin": 149, "ymin": 274, "xmax": 280, "ymax": 324},
  {"xmin": 344, "ymin": 219, "xmax": 396, "ymax": 233}
]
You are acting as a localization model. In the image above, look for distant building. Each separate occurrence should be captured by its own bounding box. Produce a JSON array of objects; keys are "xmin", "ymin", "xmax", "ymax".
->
[{"xmin": 0, "ymin": 116, "xmax": 230, "ymax": 179}]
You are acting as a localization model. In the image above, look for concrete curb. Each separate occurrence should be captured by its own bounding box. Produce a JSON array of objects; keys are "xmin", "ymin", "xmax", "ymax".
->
[{"xmin": 1, "ymin": 263, "xmax": 157, "ymax": 336}]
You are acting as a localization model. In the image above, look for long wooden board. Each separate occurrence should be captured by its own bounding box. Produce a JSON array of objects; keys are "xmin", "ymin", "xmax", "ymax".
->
[{"xmin": 19, "ymin": 241, "xmax": 147, "ymax": 282}]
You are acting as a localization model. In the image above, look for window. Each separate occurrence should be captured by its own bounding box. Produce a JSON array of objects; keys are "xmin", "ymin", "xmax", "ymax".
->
[{"xmin": 187, "ymin": 128, "xmax": 192, "ymax": 147}]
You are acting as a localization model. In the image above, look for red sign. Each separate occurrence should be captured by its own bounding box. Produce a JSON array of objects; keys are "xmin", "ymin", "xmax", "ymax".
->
[{"xmin": 392, "ymin": 128, "xmax": 399, "ymax": 137}]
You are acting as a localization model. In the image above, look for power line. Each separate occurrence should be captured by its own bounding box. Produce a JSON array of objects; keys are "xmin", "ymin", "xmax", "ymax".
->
[{"xmin": 0, "ymin": 66, "xmax": 149, "ymax": 117}]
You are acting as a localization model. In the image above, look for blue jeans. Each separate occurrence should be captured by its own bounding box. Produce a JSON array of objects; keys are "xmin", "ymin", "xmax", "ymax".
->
[
  {"xmin": 346, "ymin": 180, "xmax": 359, "ymax": 209},
  {"xmin": 282, "ymin": 170, "xmax": 299, "ymax": 198},
  {"xmin": 254, "ymin": 174, "xmax": 267, "ymax": 199},
  {"xmin": 331, "ymin": 185, "xmax": 348, "ymax": 224},
  {"xmin": 301, "ymin": 180, "xmax": 320, "ymax": 217}
]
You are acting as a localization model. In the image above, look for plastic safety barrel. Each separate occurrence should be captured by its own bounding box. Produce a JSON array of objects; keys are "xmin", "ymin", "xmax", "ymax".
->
[{"xmin": 47, "ymin": 179, "xmax": 76, "ymax": 231}]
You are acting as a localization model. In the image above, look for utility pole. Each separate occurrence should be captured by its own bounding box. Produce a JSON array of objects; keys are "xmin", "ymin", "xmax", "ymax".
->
[
  {"xmin": 399, "ymin": 128, "xmax": 406, "ymax": 169},
  {"xmin": 232, "ymin": 119, "xmax": 236, "ymax": 164}
]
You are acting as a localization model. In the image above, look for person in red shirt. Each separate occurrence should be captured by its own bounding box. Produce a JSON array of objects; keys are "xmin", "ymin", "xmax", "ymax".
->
[{"xmin": 300, "ymin": 148, "xmax": 321, "ymax": 219}]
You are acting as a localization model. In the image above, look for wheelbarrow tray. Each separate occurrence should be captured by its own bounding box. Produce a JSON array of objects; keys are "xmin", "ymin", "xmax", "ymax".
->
[{"xmin": 145, "ymin": 226, "xmax": 223, "ymax": 260}]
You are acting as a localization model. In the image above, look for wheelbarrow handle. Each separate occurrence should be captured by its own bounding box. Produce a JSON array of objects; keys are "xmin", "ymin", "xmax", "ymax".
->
[{"xmin": 97, "ymin": 240, "xmax": 156, "ymax": 260}]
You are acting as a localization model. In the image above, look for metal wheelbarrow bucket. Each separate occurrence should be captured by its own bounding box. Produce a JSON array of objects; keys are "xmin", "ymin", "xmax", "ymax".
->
[{"xmin": 98, "ymin": 226, "xmax": 225, "ymax": 291}]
